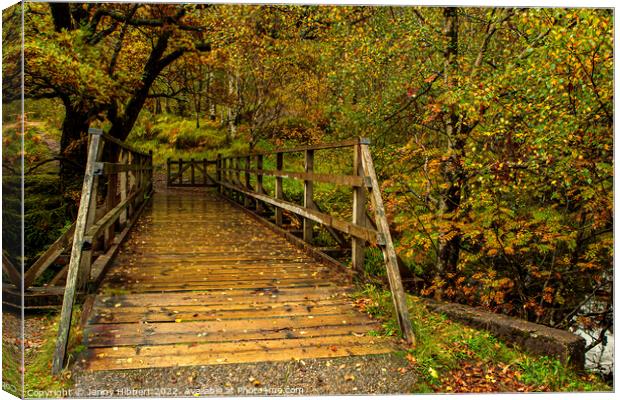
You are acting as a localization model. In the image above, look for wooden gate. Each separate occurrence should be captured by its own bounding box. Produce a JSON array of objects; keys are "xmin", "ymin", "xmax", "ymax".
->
[{"xmin": 167, "ymin": 158, "xmax": 217, "ymax": 187}]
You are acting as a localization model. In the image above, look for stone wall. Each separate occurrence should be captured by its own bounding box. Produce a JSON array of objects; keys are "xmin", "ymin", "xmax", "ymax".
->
[{"xmin": 423, "ymin": 299, "xmax": 586, "ymax": 369}]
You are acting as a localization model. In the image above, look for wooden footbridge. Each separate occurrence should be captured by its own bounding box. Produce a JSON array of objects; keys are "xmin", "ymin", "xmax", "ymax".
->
[{"xmin": 18, "ymin": 129, "xmax": 414, "ymax": 374}]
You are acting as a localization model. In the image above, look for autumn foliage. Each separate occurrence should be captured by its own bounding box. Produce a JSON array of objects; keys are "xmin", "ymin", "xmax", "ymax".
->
[{"xmin": 3, "ymin": 4, "xmax": 613, "ymax": 360}]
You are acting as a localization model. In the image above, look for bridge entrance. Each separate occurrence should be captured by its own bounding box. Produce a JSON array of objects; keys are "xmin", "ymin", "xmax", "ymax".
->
[{"xmin": 50, "ymin": 132, "xmax": 414, "ymax": 373}]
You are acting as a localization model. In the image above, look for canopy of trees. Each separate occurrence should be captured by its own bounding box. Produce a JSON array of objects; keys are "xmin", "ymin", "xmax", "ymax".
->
[{"xmin": 3, "ymin": 3, "xmax": 613, "ymax": 363}]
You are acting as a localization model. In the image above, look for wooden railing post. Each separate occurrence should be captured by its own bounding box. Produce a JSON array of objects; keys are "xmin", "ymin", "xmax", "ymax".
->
[
  {"xmin": 234, "ymin": 157, "xmax": 241, "ymax": 202},
  {"xmin": 234, "ymin": 157, "xmax": 241, "ymax": 185},
  {"xmin": 360, "ymin": 140, "xmax": 416, "ymax": 346},
  {"xmin": 52, "ymin": 128, "xmax": 102, "ymax": 375},
  {"xmin": 104, "ymin": 149, "xmax": 118, "ymax": 251},
  {"xmin": 202, "ymin": 158, "xmax": 207, "ymax": 185},
  {"xmin": 303, "ymin": 149, "xmax": 314, "ymax": 242},
  {"xmin": 275, "ymin": 153, "xmax": 283, "ymax": 226},
  {"xmin": 119, "ymin": 150, "xmax": 128, "ymax": 227},
  {"xmin": 167, "ymin": 158, "xmax": 171, "ymax": 187},
  {"xmin": 216, "ymin": 154, "xmax": 222, "ymax": 194},
  {"xmin": 244, "ymin": 155, "xmax": 251, "ymax": 207},
  {"xmin": 255, "ymin": 154, "xmax": 263, "ymax": 211},
  {"xmin": 191, "ymin": 158, "xmax": 196, "ymax": 185},
  {"xmin": 178, "ymin": 158, "xmax": 184, "ymax": 185},
  {"xmin": 148, "ymin": 150, "xmax": 153, "ymax": 193},
  {"xmin": 352, "ymin": 142, "xmax": 366, "ymax": 272},
  {"xmin": 224, "ymin": 157, "xmax": 230, "ymax": 197}
]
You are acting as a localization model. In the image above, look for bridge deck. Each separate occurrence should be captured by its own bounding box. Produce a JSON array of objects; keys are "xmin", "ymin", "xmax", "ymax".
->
[{"xmin": 82, "ymin": 189, "xmax": 395, "ymax": 371}]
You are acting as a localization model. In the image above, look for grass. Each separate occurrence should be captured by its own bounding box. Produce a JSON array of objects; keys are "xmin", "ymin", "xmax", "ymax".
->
[
  {"xmin": 2, "ymin": 335, "xmax": 22, "ymax": 397},
  {"xmin": 23, "ymin": 308, "xmax": 85, "ymax": 397},
  {"xmin": 352, "ymin": 284, "xmax": 611, "ymax": 393}
]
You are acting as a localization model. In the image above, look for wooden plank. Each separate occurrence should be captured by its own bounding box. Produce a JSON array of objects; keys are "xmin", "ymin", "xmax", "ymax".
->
[
  {"xmin": 90, "ymin": 299, "xmax": 354, "ymax": 323},
  {"xmin": 94, "ymin": 286, "xmax": 352, "ymax": 307},
  {"xmin": 52, "ymin": 129, "xmax": 102, "ymax": 375},
  {"xmin": 106, "ymin": 281, "xmax": 336, "ymax": 293},
  {"xmin": 87, "ymin": 323, "xmax": 379, "ymax": 348},
  {"xmin": 90, "ymin": 304, "xmax": 357, "ymax": 325},
  {"xmin": 88, "ymin": 335, "xmax": 389, "ymax": 358},
  {"xmin": 23, "ymin": 223, "xmax": 75, "ymax": 288},
  {"xmin": 361, "ymin": 144, "xmax": 415, "ymax": 346},
  {"xmin": 85, "ymin": 313, "xmax": 374, "ymax": 338},
  {"xmin": 86, "ymin": 336, "xmax": 393, "ymax": 371}
]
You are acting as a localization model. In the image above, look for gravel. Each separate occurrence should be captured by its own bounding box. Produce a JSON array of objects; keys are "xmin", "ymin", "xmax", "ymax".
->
[{"xmin": 72, "ymin": 353, "xmax": 417, "ymax": 396}]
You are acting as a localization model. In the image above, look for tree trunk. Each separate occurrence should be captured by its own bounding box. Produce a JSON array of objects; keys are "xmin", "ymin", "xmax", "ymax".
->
[
  {"xmin": 207, "ymin": 71, "xmax": 216, "ymax": 121},
  {"xmin": 227, "ymin": 71, "xmax": 239, "ymax": 143},
  {"xmin": 434, "ymin": 7, "xmax": 464, "ymax": 298},
  {"xmin": 59, "ymin": 106, "xmax": 90, "ymax": 195}
]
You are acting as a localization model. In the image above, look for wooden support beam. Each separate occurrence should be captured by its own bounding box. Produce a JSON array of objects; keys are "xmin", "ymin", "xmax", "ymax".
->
[
  {"xmin": 303, "ymin": 149, "xmax": 314, "ymax": 243},
  {"xmin": 2, "ymin": 254, "xmax": 21, "ymax": 287},
  {"xmin": 275, "ymin": 153, "xmax": 283, "ymax": 226},
  {"xmin": 23, "ymin": 223, "xmax": 75, "ymax": 289},
  {"xmin": 352, "ymin": 144, "xmax": 367, "ymax": 273},
  {"xmin": 52, "ymin": 129, "xmax": 102, "ymax": 375},
  {"xmin": 360, "ymin": 143, "xmax": 416, "ymax": 346}
]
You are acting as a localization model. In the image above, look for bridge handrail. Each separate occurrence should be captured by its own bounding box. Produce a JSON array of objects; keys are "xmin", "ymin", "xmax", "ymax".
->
[
  {"xmin": 52, "ymin": 128, "xmax": 154, "ymax": 374},
  {"xmin": 215, "ymin": 137, "xmax": 415, "ymax": 346}
]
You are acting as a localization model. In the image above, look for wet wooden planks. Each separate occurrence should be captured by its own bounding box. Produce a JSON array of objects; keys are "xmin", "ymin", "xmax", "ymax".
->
[{"xmin": 82, "ymin": 189, "xmax": 395, "ymax": 371}]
